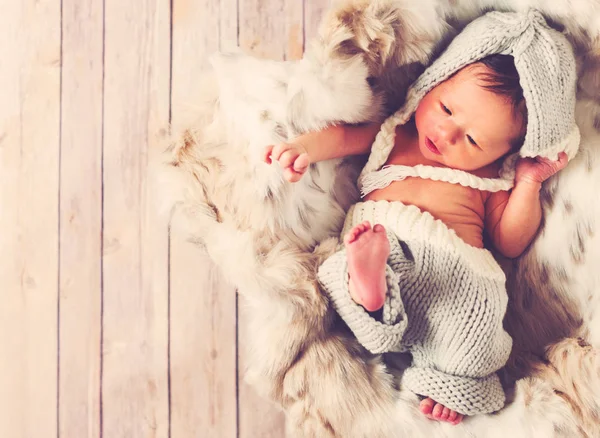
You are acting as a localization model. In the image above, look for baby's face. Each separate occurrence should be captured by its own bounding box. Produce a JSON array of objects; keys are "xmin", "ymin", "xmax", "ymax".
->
[{"xmin": 414, "ymin": 63, "xmax": 525, "ymax": 171}]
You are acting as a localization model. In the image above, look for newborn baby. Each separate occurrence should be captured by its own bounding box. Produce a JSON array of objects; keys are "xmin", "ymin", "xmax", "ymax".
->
[{"xmin": 265, "ymin": 10, "xmax": 579, "ymax": 425}]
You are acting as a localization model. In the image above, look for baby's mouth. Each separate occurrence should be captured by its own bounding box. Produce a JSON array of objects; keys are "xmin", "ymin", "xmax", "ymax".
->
[{"xmin": 425, "ymin": 137, "xmax": 441, "ymax": 155}]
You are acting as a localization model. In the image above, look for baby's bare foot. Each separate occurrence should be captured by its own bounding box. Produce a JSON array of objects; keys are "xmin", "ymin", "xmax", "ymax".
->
[
  {"xmin": 419, "ymin": 398, "xmax": 464, "ymax": 425},
  {"xmin": 344, "ymin": 221, "xmax": 389, "ymax": 312}
]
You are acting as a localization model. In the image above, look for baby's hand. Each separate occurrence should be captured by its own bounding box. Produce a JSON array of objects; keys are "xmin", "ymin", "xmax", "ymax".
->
[
  {"xmin": 263, "ymin": 142, "xmax": 311, "ymax": 183},
  {"xmin": 515, "ymin": 152, "xmax": 568, "ymax": 187}
]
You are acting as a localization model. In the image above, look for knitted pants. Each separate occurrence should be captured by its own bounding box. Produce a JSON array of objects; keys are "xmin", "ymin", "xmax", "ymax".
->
[{"xmin": 317, "ymin": 201, "xmax": 513, "ymax": 416}]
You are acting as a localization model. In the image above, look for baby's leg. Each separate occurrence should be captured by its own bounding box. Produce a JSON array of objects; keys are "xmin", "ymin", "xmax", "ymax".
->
[
  {"xmin": 344, "ymin": 221, "xmax": 389, "ymax": 312},
  {"xmin": 419, "ymin": 398, "xmax": 464, "ymax": 425}
]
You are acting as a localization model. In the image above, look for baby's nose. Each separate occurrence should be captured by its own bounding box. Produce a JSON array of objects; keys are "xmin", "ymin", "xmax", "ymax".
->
[{"xmin": 438, "ymin": 121, "xmax": 460, "ymax": 145}]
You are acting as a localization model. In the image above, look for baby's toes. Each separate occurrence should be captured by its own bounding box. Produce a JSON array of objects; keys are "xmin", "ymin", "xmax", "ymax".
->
[
  {"xmin": 450, "ymin": 413, "xmax": 464, "ymax": 425},
  {"xmin": 344, "ymin": 228, "xmax": 361, "ymax": 245},
  {"xmin": 447, "ymin": 410, "xmax": 457, "ymax": 423},
  {"xmin": 343, "ymin": 231, "xmax": 355, "ymax": 245},
  {"xmin": 358, "ymin": 221, "xmax": 371, "ymax": 233},
  {"xmin": 440, "ymin": 407, "xmax": 450, "ymax": 421},
  {"xmin": 432, "ymin": 403, "xmax": 444, "ymax": 418},
  {"xmin": 354, "ymin": 222, "xmax": 370, "ymax": 236},
  {"xmin": 372, "ymin": 223, "xmax": 386, "ymax": 233},
  {"xmin": 419, "ymin": 398, "xmax": 435, "ymax": 415},
  {"xmin": 352, "ymin": 225, "xmax": 365, "ymax": 238}
]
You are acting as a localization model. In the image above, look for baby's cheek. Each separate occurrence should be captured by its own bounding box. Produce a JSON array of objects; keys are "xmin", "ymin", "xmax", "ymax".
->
[
  {"xmin": 448, "ymin": 149, "xmax": 479, "ymax": 171},
  {"xmin": 414, "ymin": 105, "xmax": 431, "ymax": 135}
]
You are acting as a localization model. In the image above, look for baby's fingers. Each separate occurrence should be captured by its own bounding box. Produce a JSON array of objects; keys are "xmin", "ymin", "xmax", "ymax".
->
[
  {"xmin": 263, "ymin": 145, "xmax": 275, "ymax": 164},
  {"xmin": 293, "ymin": 153, "xmax": 309, "ymax": 173},
  {"xmin": 537, "ymin": 152, "xmax": 569, "ymax": 172},
  {"xmin": 284, "ymin": 167, "xmax": 304, "ymax": 183},
  {"xmin": 554, "ymin": 152, "xmax": 569, "ymax": 170},
  {"xmin": 269, "ymin": 142, "xmax": 292, "ymax": 163},
  {"xmin": 281, "ymin": 154, "xmax": 309, "ymax": 183},
  {"xmin": 279, "ymin": 150, "xmax": 301, "ymax": 169}
]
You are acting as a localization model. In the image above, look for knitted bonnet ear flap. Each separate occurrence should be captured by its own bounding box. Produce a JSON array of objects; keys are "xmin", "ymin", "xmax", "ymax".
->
[
  {"xmin": 497, "ymin": 11, "xmax": 580, "ymax": 179},
  {"xmin": 359, "ymin": 9, "xmax": 580, "ymax": 190}
]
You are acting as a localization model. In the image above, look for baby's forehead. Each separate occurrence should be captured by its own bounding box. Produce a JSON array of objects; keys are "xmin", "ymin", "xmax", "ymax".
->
[
  {"xmin": 442, "ymin": 63, "xmax": 496, "ymax": 85},
  {"xmin": 443, "ymin": 66, "xmax": 526, "ymax": 138},
  {"xmin": 438, "ymin": 65, "xmax": 522, "ymax": 110}
]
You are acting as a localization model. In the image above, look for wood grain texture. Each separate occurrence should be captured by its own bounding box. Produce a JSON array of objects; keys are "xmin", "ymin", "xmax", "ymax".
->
[
  {"xmin": 58, "ymin": 0, "xmax": 103, "ymax": 436},
  {"xmin": 286, "ymin": 0, "xmax": 305, "ymax": 60},
  {"xmin": 170, "ymin": 0, "xmax": 238, "ymax": 436},
  {"xmin": 102, "ymin": 1, "xmax": 170, "ymax": 437},
  {"xmin": 221, "ymin": 0, "xmax": 239, "ymax": 52},
  {"xmin": 239, "ymin": 0, "xmax": 302, "ymax": 60},
  {"xmin": 237, "ymin": 305, "xmax": 289, "ymax": 438},
  {"xmin": 304, "ymin": 0, "xmax": 329, "ymax": 43},
  {"xmin": 169, "ymin": 239, "xmax": 238, "ymax": 438},
  {"xmin": 0, "ymin": 0, "xmax": 61, "ymax": 437}
]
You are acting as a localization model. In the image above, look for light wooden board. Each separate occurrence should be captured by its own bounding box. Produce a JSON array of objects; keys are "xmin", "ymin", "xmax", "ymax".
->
[
  {"xmin": 170, "ymin": 0, "xmax": 238, "ymax": 436},
  {"xmin": 239, "ymin": 0, "xmax": 303, "ymax": 61},
  {"xmin": 304, "ymin": 0, "xmax": 328, "ymax": 43},
  {"xmin": 58, "ymin": 0, "xmax": 103, "ymax": 436},
  {"xmin": 102, "ymin": 1, "xmax": 170, "ymax": 437},
  {"xmin": 0, "ymin": 0, "xmax": 61, "ymax": 436}
]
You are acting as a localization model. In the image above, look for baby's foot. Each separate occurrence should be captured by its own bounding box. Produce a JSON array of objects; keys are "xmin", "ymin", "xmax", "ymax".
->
[
  {"xmin": 344, "ymin": 221, "xmax": 390, "ymax": 312},
  {"xmin": 419, "ymin": 398, "xmax": 464, "ymax": 425}
]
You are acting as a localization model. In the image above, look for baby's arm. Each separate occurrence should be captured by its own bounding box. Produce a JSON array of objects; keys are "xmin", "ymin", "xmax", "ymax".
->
[
  {"xmin": 485, "ymin": 153, "xmax": 568, "ymax": 258},
  {"xmin": 263, "ymin": 123, "xmax": 381, "ymax": 182}
]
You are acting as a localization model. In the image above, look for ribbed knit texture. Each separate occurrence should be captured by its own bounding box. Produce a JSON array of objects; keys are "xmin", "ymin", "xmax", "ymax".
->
[
  {"xmin": 317, "ymin": 201, "xmax": 512, "ymax": 415},
  {"xmin": 358, "ymin": 9, "xmax": 580, "ymax": 193}
]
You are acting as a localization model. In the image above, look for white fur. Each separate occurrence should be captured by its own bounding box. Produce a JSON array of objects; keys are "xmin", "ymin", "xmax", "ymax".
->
[{"xmin": 534, "ymin": 99, "xmax": 600, "ymax": 345}]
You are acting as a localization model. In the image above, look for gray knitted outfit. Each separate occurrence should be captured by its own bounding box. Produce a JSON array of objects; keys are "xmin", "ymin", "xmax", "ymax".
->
[
  {"xmin": 317, "ymin": 10, "xmax": 579, "ymax": 416},
  {"xmin": 318, "ymin": 201, "xmax": 512, "ymax": 415}
]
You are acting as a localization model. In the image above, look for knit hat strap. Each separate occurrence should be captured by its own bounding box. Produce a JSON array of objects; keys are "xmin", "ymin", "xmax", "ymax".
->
[
  {"xmin": 358, "ymin": 110, "xmax": 408, "ymax": 186},
  {"xmin": 360, "ymin": 164, "xmax": 514, "ymax": 196}
]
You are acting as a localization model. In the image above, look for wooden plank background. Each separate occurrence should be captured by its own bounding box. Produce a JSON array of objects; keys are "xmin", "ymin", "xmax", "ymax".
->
[{"xmin": 0, "ymin": 0, "xmax": 328, "ymax": 437}]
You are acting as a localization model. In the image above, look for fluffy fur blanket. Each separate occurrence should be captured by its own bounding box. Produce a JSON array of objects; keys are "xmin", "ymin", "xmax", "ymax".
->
[{"xmin": 158, "ymin": 0, "xmax": 600, "ymax": 436}]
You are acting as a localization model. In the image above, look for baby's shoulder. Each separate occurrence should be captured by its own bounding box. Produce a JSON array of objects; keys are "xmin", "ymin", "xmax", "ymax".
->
[
  {"xmin": 482, "ymin": 189, "xmax": 511, "ymax": 219},
  {"xmin": 471, "ymin": 160, "xmax": 503, "ymax": 179}
]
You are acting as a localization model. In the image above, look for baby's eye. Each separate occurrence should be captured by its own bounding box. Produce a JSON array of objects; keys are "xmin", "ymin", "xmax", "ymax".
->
[
  {"xmin": 467, "ymin": 135, "xmax": 478, "ymax": 146},
  {"xmin": 441, "ymin": 103, "xmax": 452, "ymax": 115}
]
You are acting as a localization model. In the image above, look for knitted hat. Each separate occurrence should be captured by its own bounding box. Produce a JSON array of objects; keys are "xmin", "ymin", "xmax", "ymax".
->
[{"xmin": 359, "ymin": 10, "xmax": 580, "ymax": 192}]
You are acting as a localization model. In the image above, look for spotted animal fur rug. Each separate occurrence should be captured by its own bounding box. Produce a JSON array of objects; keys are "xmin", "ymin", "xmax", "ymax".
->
[{"xmin": 158, "ymin": 0, "xmax": 600, "ymax": 436}]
